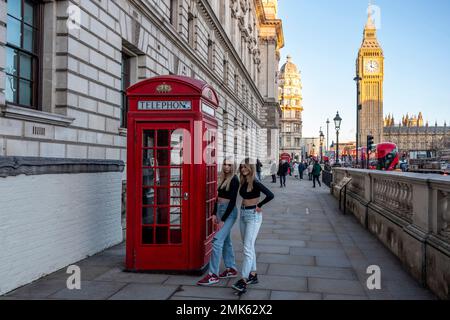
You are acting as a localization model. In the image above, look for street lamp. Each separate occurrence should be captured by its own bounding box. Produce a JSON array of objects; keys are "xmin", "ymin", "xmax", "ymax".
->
[
  {"xmin": 354, "ymin": 76, "xmax": 362, "ymax": 167},
  {"xmin": 334, "ymin": 111, "xmax": 342, "ymax": 166},
  {"xmin": 326, "ymin": 119, "xmax": 330, "ymax": 152},
  {"xmin": 319, "ymin": 130, "xmax": 324, "ymax": 163}
]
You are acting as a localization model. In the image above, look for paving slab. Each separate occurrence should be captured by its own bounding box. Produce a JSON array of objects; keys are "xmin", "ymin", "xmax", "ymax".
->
[
  {"xmin": 250, "ymin": 275, "xmax": 308, "ymax": 291},
  {"xmin": 267, "ymin": 264, "xmax": 357, "ymax": 280},
  {"xmin": 315, "ymin": 256, "xmax": 353, "ymax": 268},
  {"xmin": 49, "ymin": 281, "xmax": 127, "ymax": 300},
  {"xmin": 108, "ymin": 283, "xmax": 179, "ymax": 300},
  {"xmin": 172, "ymin": 285, "xmax": 239, "ymax": 300},
  {"xmin": 5, "ymin": 279, "xmax": 66, "ymax": 299},
  {"xmin": 258, "ymin": 253, "xmax": 315, "ymax": 266},
  {"xmin": 93, "ymin": 267, "xmax": 170, "ymax": 284},
  {"xmin": 307, "ymin": 278, "xmax": 367, "ymax": 296},
  {"xmin": 270, "ymin": 291, "xmax": 322, "ymax": 300}
]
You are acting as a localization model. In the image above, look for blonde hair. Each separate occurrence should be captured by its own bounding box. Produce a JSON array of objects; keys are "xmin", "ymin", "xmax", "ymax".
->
[
  {"xmin": 218, "ymin": 158, "xmax": 237, "ymax": 191},
  {"xmin": 239, "ymin": 158, "xmax": 256, "ymax": 192}
]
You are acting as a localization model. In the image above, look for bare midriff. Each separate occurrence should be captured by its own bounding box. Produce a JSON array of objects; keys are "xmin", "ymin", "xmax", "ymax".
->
[
  {"xmin": 218, "ymin": 197, "xmax": 230, "ymax": 203},
  {"xmin": 242, "ymin": 198, "xmax": 259, "ymax": 207}
]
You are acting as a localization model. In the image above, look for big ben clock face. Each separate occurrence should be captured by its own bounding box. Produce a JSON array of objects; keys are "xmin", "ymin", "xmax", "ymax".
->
[{"xmin": 365, "ymin": 60, "xmax": 379, "ymax": 73}]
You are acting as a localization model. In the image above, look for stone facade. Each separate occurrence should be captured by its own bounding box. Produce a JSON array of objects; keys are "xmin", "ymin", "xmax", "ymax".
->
[
  {"xmin": 0, "ymin": 0, "xmax": 284, "ymax": 293},
  {"xmin": 279, "ymin": 55, "xmax": 303, "ymax": 160},
  {"xmin": 0, "ymin": 0, "xmax": 283, "ymax": 169}
]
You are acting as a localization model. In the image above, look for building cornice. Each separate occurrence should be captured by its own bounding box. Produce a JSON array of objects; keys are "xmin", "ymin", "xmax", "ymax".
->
[{"xmin": 254, "ymin": 0, "xmax": 284, "ymax": 51}]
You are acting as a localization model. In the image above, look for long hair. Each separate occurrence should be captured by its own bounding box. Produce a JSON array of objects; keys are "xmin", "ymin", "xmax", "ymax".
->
[
  {"xmin": 239, "ymin": 158, "xmax": 256, "ymax": 192},
  {"xmin": 218, "ymin": 158, "xmax": 237, "ymax": 191}
]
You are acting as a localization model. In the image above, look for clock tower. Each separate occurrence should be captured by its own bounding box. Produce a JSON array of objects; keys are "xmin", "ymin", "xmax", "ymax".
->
[{"xmin": 356, "ymin": 5, "xmax": 384, "ymax": 146}]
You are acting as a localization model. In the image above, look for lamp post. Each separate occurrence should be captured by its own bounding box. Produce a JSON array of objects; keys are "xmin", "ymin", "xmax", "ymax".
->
[
  {"xmin": 354, "ymin": 76, "xmax": 362, "ymax": 167},
  {"xmin": 326, "ymin": 119, "xmax": 330, "ymax": 152},
  {"xmin": 319, "ymin": 130, "xmax": 324, "ymax": 164},
  {"xmin": 334, "ymin": 111, "xmax": 342, "ymax": 166}
]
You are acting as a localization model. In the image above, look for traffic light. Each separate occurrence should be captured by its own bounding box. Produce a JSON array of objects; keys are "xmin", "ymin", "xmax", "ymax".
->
[{"xmin": 367, "ymin": 135, "xmax": 374, "ymax": 152}]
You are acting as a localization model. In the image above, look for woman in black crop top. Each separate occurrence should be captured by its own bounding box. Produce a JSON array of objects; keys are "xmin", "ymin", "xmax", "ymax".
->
[
  {"xmin": 232, "ymin": 158, "xmax": 274, "ymax": 293},
  {"xmin": 197, "ymin": 158, "xmax": 240, "ymax": 286}
]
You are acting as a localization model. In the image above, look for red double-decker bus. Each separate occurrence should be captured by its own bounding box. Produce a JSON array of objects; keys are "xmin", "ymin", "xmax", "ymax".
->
[
  {"xmin": 353, "ymin": 143, "xmax": 399, "ymax": 171},
  {"xmin": 367, "ymin": 142, "xmax": 399, "ymax": 171}
]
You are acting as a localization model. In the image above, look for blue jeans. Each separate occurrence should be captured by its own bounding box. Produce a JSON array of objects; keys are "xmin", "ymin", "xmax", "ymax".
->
[
  {"xmin": 239, "ymin": 207, "xmax": 263, "ymax": 279},
  {"xmin": 209, "ymin": 203, "xmax": 238, "ymax": 276}
]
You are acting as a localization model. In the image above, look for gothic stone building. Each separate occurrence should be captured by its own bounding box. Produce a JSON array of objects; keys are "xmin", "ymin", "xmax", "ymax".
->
[
  {"xmin": 0, "ymin": 0, "xmax": 284, "ymax": 295},
  {"xmin": 384, "ymin": 113, "xmax": 449, "ymax": 154}
]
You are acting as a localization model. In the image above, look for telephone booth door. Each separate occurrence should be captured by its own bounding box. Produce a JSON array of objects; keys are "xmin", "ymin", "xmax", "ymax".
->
[{"xmin": 135, "ymin": 122, "xmax": 191, "ymax": 270}]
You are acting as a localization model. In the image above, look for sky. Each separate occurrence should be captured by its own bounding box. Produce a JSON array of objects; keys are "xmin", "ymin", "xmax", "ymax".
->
[{"xmin": 278, "ymin": 0, "xmax": 450, "ymax": 143}]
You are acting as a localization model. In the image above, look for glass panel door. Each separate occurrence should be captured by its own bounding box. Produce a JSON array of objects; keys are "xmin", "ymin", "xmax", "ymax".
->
[{"xmin": 140, "ymin": 124, "xmax": 189, "ymax": 245}]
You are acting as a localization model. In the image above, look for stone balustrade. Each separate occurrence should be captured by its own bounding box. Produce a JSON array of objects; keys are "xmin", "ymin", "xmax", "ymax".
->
[{"xmin": 331, "ymin": 168, "xmax": 450, "ymax": 300}]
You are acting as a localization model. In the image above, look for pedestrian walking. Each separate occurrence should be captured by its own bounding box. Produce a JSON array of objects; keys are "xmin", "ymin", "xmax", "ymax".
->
[
  {"xmin": 197, "ymin": 158, "xmax": 239, "ymax": 286},
  {"xmin": 298, "ymin": 162, "xmax": 305, "ymax": 180},
  {"xmin": 312, "ymin": 160, "xmax": 322, "ymax": 188},
  {"xmin": 293, "ymin": 162, "xmax": 299, "ymax": 179},
  {"xmin": 277, "ymin": 159, "xmax": 289, "ymax": 188},
  {"xmin": 307, "ymin": 162, "xmax": 313, "ymax": 181},
  {"xmin": 269, "ymin": 160, "xmax": 277, "ymax": 183},
  {"xmin": 256, "ymin": 159, "xmax": 263, "ymax": 181},
  {"xmin": 231, "ymin": 158, "xmax": 274, "ymax": 294}
]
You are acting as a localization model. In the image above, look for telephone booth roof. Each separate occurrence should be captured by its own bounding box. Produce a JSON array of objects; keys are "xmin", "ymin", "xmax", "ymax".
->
[{"xmin": 127, "ymin": 75, "xmax": 219, "ymax": 111}]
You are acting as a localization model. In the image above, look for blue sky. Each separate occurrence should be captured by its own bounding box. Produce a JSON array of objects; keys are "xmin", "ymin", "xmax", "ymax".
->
[{"xmin": 278, "ymin": 0, "xmax": 450, "ymax": 142}]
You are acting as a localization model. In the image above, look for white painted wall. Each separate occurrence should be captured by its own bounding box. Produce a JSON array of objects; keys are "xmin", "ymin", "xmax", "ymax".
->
[{"xmin": 0, "ymin": 172, "xmax": 123, "ymax": 295}]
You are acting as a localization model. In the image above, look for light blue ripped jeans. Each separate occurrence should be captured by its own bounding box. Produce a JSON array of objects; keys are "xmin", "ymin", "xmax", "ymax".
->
[
  {"xmin": 239, "ymin": 207, "xmax": 263, "ymax": 280},
  {"xmin": 209, "ymin": 203, "xmax": 238, "ymax": 276}
]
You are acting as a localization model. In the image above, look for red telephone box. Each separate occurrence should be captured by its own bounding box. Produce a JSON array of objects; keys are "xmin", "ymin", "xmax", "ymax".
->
[{"xmin": 125, "ymin": 75, "xmax": 219, "ymax": 272}]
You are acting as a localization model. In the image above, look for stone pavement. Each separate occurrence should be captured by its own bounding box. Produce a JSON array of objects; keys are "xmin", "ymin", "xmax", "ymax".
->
[{"xmin": 1, "ymin": 176, "xmax": 437, "ymax": 300}]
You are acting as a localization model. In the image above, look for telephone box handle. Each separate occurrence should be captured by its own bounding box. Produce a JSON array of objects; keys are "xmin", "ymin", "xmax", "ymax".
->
[{"xmin": 183, "ymin": 192, "xmax": 189, "ymax": 201}]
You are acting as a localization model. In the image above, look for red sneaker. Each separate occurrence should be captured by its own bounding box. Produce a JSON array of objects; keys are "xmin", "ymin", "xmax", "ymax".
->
[
  {"xmin": 197, "ymin": 273, "xmax": 220, "ymax": 286},
  {"xmin": 219, "ymin": 268, "xmax": 238, "ymax": 279}
]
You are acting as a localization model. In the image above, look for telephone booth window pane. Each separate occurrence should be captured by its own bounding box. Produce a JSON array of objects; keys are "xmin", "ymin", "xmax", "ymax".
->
[
  {"xmin": 170, "ymin": 168, "xmax": 182, "ymax": 184},
  {"xmin": 171, "ymin": 130, "xmax": 183, "ymax": 148},
  {"xmin": 170, "ymin": 188, "xmax": 181, "ymax": 206},
  {"xmin": 155, "ymin": 227, "xmax": 168, "ymax": 244},
  {"xmin": 171, "ymin": 149, "xmax": 183, "ymax": 165},
  {"xmin": 170, "ymin": 226, "xmax": 182, "ymax": 244},
  {"xmin": 143, "ymin": 149, "xmax": 154, "ymax": 166},
  {"xmin": 142, "ymin": 207, "xmax": 154, "ymax": 224},
  {"xmin": 142, "ymin": 227, "xmax": 154, "ymax": 244},
  {"xmin": 157, "ymin": 130, "xmax": 170, "ymax": 147},
  {"xmin": 156, "ymin": 188, "xmax": 170, "ymax": 206},
  {"xmin": 143, "ymin": 167, "xmax": 155, "ymax": 186},
  {"xmin": 142, "ymin": 187, "xmax": 154, "ymax": 205},
  {"xmin": 156, "ymin": 206, "xmax": 170, "ymax": 224},
  {"xmin": 143, "ymin": 130, "xmax": 155, "ymax": 148}
]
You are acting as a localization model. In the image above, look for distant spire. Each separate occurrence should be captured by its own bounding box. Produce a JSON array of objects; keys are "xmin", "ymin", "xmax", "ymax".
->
[{"xmin": 287, "ymin": 55, "xmax": 292, "ymax": 62}]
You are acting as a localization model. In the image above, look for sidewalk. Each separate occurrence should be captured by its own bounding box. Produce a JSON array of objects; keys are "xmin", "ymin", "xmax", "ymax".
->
[{"xmin": 1, "ymin": 176, "xmax": 436, "ymax": 300}]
